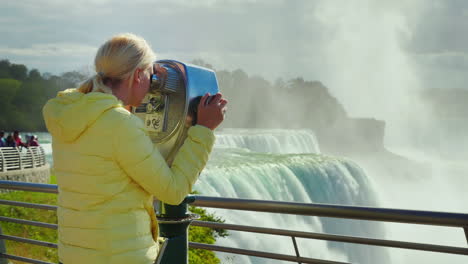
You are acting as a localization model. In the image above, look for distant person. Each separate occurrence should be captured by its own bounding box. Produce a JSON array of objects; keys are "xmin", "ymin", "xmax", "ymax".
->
[
  {"xmin": 13, "ymin": 131, "xmax": 26, "ymax": 148},
  {"xmin": 5, "ymin": 135, "xmax": 16, "ymax": 147},
  {"xmin": 28, "ymin": 135, "xmax": 39, "ymax": 147},
  {"xmin": 42, "ymin": 33, "xmax": 227, "ymax": 264},
  {"xmin": 0, "ymin": 131, "xmax": 5, "ymax": 147}
]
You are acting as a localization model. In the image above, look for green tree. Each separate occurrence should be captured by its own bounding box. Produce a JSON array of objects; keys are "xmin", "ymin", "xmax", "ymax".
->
[
  {"xmin": 0, "ymin": 60, "xmax": 90, "ymax": 130},
  {"xmin": 0, "ymin": 60, "xmax": 12, "ymax": 79},
  {"xmin": 0, "ymin": 78, "xmax": 22, "ymax": 129},
  {"xmin": 10, "ymin": 64, "xmax": 28, "ymax": 81},
  {"xmin": 28, "ymin": 69, "xmax": 42, "ymax": 80}
]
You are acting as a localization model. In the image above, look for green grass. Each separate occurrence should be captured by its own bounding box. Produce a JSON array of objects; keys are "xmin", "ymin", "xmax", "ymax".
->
[
  {"xmin": 0, "ymin": 189, "xmax": 58, "ymax": 263},
  {"xmin": 0, "ymin": 176, "xmax": 226, "ymax": 263},
  {"xmin": 49, "ymin": 174, "xmax": 57, "ymax": 185}
]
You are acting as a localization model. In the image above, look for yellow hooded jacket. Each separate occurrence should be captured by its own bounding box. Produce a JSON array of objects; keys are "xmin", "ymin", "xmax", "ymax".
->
[{"xmin": 42, "ymin": 88, "xmax": 215, "ymax": 264}]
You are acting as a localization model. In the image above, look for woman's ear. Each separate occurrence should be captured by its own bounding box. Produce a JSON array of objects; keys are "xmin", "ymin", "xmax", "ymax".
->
[
  {"xmin": 134, "ymin": 68, "xmax": 142, "ymax": 84},
  {"xmin": 129, "ymin": 68, "xmax": 142, "ymax": 94}
]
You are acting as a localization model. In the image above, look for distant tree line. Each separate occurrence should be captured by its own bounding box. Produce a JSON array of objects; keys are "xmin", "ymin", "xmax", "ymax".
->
[
  {"xmin": 0, "ymin": 59, "xmax": 87, "ymax": 131},
  {"xmin": 0, "ymin": 58, "xmax": 350, "ymax": 136}
]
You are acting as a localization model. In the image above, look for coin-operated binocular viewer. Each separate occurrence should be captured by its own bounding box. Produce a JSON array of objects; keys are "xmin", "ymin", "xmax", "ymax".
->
[
  {"xmin": 132, "ymin": 60, "xmax": 219, "ymax": 264},
  {"xmin": 132, "ymin": 60, "xmax": 219, "ymax": 164}
]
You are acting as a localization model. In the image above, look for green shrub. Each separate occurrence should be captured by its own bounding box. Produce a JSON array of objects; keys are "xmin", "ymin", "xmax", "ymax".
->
[{"xmin": 189, "ymin": 205, "xmax": 228, "ymax": 264}]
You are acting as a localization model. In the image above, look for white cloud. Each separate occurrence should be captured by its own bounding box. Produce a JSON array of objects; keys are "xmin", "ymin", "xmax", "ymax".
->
[
  {"xmin": 0, "ymin": 43, "xmax": 97, "ymax": 57},
  {"xmin": 1, "ymin": 0, "xmax": 468, "ymax": 93}
]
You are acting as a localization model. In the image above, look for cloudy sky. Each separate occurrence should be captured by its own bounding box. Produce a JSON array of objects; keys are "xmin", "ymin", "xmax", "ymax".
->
[{"xmin": 1, "ymin": 0, "xmax": 467, "ymax": 119}]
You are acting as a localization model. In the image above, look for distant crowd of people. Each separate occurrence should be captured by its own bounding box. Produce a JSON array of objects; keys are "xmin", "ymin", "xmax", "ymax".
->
[{"xmin": 0, "ymin": 130, "xmax": 40, "ymax": 148}]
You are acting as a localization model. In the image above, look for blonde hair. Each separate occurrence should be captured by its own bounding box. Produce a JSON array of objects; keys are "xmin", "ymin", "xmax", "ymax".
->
[{"xmin": 78, "ymin": 33, "xmax": 156, "ymax": 94}]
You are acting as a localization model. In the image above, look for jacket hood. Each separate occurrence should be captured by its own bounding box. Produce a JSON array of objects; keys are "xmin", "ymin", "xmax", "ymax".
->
[{"xmin": 42, "ymin": 88, "xmax": 122, "ymax": 143}]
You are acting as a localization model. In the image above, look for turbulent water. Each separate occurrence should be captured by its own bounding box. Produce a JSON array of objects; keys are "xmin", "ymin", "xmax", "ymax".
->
[
  {"xmin": 196, "ymin": 129, "xmax": 388, "ymax": 264},
  {"xmin": 40, "ymin": 129, "xmax": 389, "ymax": 263},
  {"xmin": 215, "ymin": 128, "xmax": 321, "ymax": 154}
]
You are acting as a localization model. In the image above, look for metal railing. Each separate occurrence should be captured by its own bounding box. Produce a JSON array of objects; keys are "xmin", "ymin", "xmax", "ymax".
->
[
  {"xmin": 0, "ymin": 147, "xmax": 47, "ymax": 172},
  {"xmin": 0, "ymin": 181, "xmax": 466, "ymax": 264}
]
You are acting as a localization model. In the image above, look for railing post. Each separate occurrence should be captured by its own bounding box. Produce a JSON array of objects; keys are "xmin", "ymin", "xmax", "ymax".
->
[
  {"xmin": 0, "ymin": 149, "xmax": 4, "ymax": 172},
  {"xmin": 156, "ymin": 196, "xmax": 198, "ymax": 264},
  {"xmin": 29, "ymin": 148, "xmax": 35, "ymax": 168},
  {"xmin": 0, "ymin": 226, "xmax": 8, "ymax": 264},
  {"xmin": 17, "ymin": 148, "xmax": 22, "ymax": 170},
  {"xmin": 39, "ymin": 147, "xmax": 46, "ymax": 166}
]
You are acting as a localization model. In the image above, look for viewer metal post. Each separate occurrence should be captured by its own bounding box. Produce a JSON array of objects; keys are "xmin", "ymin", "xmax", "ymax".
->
[{"xmin": 156, "ymin": 197, "xmax": 198, "ymax": 264}]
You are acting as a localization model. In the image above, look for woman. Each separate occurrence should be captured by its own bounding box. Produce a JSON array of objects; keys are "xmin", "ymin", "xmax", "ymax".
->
[{"xmin": 43, "ymin": 33, "xmax": 227, "ymax": 264}]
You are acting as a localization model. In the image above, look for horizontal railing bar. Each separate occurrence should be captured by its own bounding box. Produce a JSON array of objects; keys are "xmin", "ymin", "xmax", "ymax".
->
[
  {"xmin": 0, "ymin": 182, "xmax": 465, "ymax": 254},
  {"xmin": 0, "ymin": 234, "xmax": 57, "ymax": 248},
  {"xmin": 0, "ymin": 181, "xmax": 57, "ymax": 194},
  {"xmin": 189, "ymin": 242, "xmax": 350, "ymax": 264},
  {"xmin": 190, "ymin": 196, "xmax": 468, "ymax": 228},
  {"xmin": 0, "ymin": 216, "xmax": 57, "ymax": 229},
  {"xmin": 0, "ymin": 253, "xmax": 55, "ymax": 264},
  {"xmin": 192, "ymin": 221, "xmax": 468, "ymax": 255},
  {"xmin": 0, "ymin": 200, "xmax": 57, "ymax": 211}
]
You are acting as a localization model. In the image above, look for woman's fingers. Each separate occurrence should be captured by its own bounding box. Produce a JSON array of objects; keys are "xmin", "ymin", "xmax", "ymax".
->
[
  {"xmin": 196, "ymin": 92, "xmax": 228, "ymax": 130},
  {"xmin": 219, "ymin": 99, "xmax": 228, "ymax": 107},
  {"xmin": 199, "ymin": 93, "xmax": 210, "ymax": 108},
  {"xmin": 210, "ymin": 93, "xmax": 222, "ymax": 105}
]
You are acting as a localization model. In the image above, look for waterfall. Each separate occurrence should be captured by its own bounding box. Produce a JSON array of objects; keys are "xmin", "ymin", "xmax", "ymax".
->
[
  {"xmin": 41, "ymin": 128, "xmax": 388, "ymax": 263},
  {"xmin": 215, "ymin": 128, "xmax": 321, "ymax": 154},
  {"xmin": 195, "ymin": 129, "xmax": 389, "ymax": 264}
]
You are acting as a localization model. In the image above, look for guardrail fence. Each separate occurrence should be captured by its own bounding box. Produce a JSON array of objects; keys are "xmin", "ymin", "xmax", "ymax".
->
[
  {"xmin": 0, "ymin": 181, "xmax": 466, "ymax": 264},
  {"xmin": 0, "ymin": 147, "xmax": 46, "ymax": 172}
]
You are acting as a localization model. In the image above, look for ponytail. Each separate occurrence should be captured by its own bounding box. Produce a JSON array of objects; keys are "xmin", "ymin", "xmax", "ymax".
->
[
  {"xmin": 77, "ymin": 78, "xmax": 94, "ymax": 94},
  {"xmin": 78, "ymin": 75, "xmax": 114, "ymax": 94}
]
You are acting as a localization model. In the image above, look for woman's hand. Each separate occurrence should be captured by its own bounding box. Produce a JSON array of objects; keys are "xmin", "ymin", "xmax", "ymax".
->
[{"xmin": 197, "ymin": 93, "xmax": 228, "ymax": 130}]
